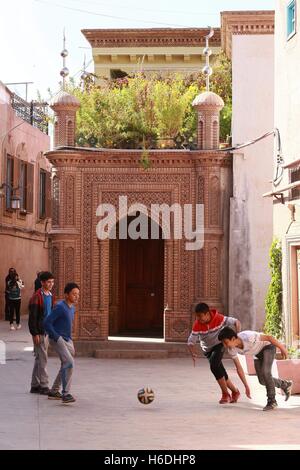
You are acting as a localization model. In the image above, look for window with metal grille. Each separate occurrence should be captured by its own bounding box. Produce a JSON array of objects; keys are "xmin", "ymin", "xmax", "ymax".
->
[
  {"xmin": 290, "ymin": 165, "xmax": 300, "ymax": 199},
  {"xmin": 287, "ymin": 0, "xmax": 296, "ymax": 39}
]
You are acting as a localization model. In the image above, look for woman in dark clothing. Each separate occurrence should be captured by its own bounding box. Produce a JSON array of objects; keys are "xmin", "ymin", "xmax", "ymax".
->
[
  {"xmin": 34, "ymin": 271, "xmax": 42, "ymax": 292},
  {"xmin": 7, "ymin": 271, "xmax": 24, "ymax": 330},
  {"xmin": 5, "ymin": 268, "xmax": 16, "ymax": 321}
]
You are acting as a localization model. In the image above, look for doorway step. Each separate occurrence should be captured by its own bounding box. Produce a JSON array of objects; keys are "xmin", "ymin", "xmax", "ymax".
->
[{"xmin": 74, "ymin": 337, "xmax": 202, "ymax": 358}]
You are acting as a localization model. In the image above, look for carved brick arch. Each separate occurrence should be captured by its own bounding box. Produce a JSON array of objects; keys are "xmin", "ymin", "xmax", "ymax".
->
[{"xmin": 108, "ymin": 210, "xmax": 165, "ymax": 337}]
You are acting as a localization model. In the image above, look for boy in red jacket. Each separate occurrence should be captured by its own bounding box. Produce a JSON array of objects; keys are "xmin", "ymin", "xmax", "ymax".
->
[{"xmin": 188, "ymin": 302, "xmax": 241, "ymax": 404}]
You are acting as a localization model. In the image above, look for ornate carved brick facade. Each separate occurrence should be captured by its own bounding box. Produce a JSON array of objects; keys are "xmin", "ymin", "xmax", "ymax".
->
[
  {"xmin": 46, "ymin": 149, "xmax": 232, "ymax": 342},
  {"xmin": 46, "ymin": 85, "xmax": 232, "ymax": 343}
]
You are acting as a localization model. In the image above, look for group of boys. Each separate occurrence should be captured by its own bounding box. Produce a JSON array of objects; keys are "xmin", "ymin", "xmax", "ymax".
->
[
  {"xmin": 27, "ymin": 273, "xmax": 292, "ymax": 411},
  {"xmin": 188, "ymin": 303, "xmax": 293, "ymax": 411}
]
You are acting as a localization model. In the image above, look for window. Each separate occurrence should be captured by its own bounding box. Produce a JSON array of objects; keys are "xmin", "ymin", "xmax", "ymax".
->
[
  {"xmin": 19, "ymin": 162, "xmax": 27, "ymax": 211},
  {"xmin": 5, "ymin": 155, "xmax": 14, "ymax": 210},
  {"xmin": 290, "ymin": 165, "xmax": 300, "ymax": 200},
  {"xmin": 287, "ymin": 0, "xmax": 296, "ymax": 39},
  {"xmin": 39, "ymin": 169, "xmax": 46, "ymax": 218},
  {"xmin": 39, "ymin": 169, "xmax": 51, "ymax": 219}
]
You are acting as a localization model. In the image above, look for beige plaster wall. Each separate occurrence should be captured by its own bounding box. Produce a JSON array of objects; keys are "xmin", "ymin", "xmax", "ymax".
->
[{"xmin": 230, "ymin": 34, "xmax": 274, "ymax": 329}]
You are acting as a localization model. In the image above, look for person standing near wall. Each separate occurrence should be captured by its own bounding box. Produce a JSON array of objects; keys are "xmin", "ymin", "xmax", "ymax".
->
[
  {"xmin": 28, "ymin": 271, "xmax": 55, "ymax": 394},
  {"xmin": 7, "ymin": 271, "xmax": 24, "ymax": 330},
  {"xmin": 5, "ymin": 268, "xmax": 16, "ymax": 321}
]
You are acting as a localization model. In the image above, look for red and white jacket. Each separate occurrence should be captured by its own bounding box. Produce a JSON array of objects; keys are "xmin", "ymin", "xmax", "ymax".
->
[{"xmin": 187, "ymin": 309, "xmax": 237, "ymax": 353}]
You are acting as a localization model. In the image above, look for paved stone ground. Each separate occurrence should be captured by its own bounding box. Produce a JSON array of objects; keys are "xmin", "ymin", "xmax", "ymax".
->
[{"xmin": 1, "ymin": 319, "xmax": 300, "ymax": 450}]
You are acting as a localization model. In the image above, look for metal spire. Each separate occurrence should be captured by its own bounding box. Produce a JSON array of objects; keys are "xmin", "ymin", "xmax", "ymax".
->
[
  {"xmin": 81, "ymin": 54, "xmax": 88, "ymax": 81},
  {"xmin": 202, "ymin": 28, "xmax": 214, "ymax": 92},
  {"xmin": 60, "ymin": 28, "xmax": 69, "ymax": 90}
]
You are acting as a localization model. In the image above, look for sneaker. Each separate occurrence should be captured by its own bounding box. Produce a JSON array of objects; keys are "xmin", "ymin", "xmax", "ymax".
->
[
  {"xmin": 30, "ymin": 386, "xmax": 41, "ymax": 394},
  {"xmin": 48, "ymin": 390, "xmax": 63, "ymax": 400},
  {"xmin": 282, "ymin": 380, "xmax": 293, "ymax": 401},
  {"xmin": 62, "ymin": 393, "xmax": 76, "ymax": 404},
  {"xmin": 263, "ymin": 399, "xmax": 278, "ymax": 411},
  {"xmin": 219, "ymin": 393, "xmax": 231, "ymax": 404},
  {"xmin": 16, "ymin": 324, "xmax": 21, "ymax": 330},
  {"xmin": 10, "ymin": 324, "xmax": 15, "ymax": 331},
  {"xmin": 39, "ymin": 387, "xmax": 50, "ymax": 395},
  {"xmin": 230, "ymin": 389, "xmax": 241, "ymax": 403}
]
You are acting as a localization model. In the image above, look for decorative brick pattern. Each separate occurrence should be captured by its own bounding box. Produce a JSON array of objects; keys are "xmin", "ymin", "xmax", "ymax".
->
[
  {"xmin": 65, "ymin": 246, "xmax": 75, "ymax": 283},
  {"xmin": 52, "ymin": 246, "xmax": 60, "ymax": 297},
  {"xmin": 65, "ymin": 175, "xmax": 75, "ymax": 226}
]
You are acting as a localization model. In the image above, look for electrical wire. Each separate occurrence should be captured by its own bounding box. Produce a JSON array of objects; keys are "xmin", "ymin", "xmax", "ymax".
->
[
  {"xmin": 34, "ymin": 0, "xmax": 194, "ymax": 27},
  {"xmin": 68, "ymin": 0, "xmax": 218, "ymax": 17},
  {"xmin": 218, "ymin": 127, "xmax": 285, "ymax": 187}
]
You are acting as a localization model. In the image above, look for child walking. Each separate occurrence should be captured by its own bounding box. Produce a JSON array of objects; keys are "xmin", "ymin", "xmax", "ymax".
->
[{"xmin": 44, "ymin": 282, "xmax": 80, "ymax": 404}]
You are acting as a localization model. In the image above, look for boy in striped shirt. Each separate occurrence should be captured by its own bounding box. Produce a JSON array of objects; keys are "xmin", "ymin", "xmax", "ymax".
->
[{"xmin": 187, "ymin": 302, "xmax": 241, "ymax": 404}]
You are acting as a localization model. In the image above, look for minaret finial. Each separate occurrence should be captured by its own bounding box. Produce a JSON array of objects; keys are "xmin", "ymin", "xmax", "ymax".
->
[
  {"xmin": 60, "ymin": 28, "xmax": 69, "ymax": 90},
  {"xmin": 202, "ymin": 27, "xmax": 214, "ymax": 92},
  {"xmin": 81, "ymin": 54, "xmax": 88, "ymax": 81}
]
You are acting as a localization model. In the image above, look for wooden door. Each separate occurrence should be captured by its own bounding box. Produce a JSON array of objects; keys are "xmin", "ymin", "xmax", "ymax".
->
[{"xmin": 119, "ymin": 233, "xmax": 164, "ymax": 336}]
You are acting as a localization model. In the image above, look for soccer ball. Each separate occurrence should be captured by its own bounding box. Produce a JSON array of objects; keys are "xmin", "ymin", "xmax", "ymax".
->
[{"xmin": 137, "ymin": 387, "xmax": 155, "ymax": 405}]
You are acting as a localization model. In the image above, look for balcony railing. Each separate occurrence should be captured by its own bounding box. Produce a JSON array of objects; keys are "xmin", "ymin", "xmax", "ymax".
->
[{"xmin": 11, "ymin": 93, "xmax": 49, "ymax": 135}]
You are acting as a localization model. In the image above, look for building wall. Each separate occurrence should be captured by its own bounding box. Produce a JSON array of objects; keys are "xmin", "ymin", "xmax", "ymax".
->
[
  {"xmin": 275, "ymin": 0, "xmax": 300, "ymax": 176},
  {"xmin": 82, "ymin": 12, "xmax": 275, "ymax": 80},
  {"xmin": 0, "ymin": 83, "xmax": 50, "ymax": 316},
  {"xmin": 274, "ymin": 0, "xmax": 300, "ymax": 344},
  {"xmin": 230, "ymin": 35, "xmax": 274, "ymax": 329},
  {"xmin": 82, "ymin": 28, "xmax": 222, "ymax": 81}
]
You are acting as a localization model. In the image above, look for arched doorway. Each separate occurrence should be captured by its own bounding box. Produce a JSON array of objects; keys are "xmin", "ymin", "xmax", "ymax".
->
[{"xmin": 109, "ymin": 215, "xmax": 164, "ymax": 338}]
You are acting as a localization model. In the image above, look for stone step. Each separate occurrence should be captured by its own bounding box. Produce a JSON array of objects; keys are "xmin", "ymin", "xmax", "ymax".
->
[
  {"xmin": 74, "ymin": 339, "xmax": 193, "ymax": 357},
  {"xmin": 93, "ymin": 349, "xmax": 169, "ymax": 359},
  {"xmin": 94, "ymin": 340, "xmax": 187, "ymax": 350}
]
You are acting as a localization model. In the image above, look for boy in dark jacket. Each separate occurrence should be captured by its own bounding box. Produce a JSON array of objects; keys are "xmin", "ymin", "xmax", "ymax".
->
[{"xmin": 28, "ymin": 271, "xmax": 55, "ymax": 394}]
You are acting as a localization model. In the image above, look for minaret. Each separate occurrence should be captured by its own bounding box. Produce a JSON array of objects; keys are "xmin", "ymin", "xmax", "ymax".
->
[
  {"xmin": 50, "ymin": 30, "xmax": 80, "ymax": 148},
  {"xmin": 192, "ymin": 28, "xmax": 224, "ymax": 150}
]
